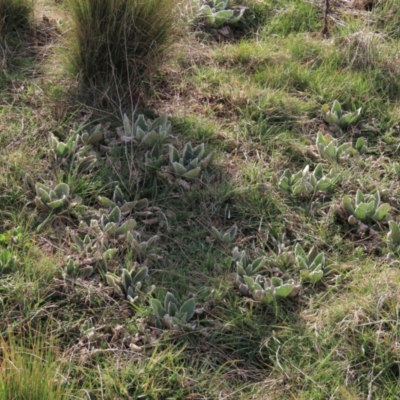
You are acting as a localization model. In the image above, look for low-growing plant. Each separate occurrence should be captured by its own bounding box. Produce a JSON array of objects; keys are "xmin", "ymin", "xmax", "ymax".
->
[
  {"xmin": 295, "ymin": 244, "xmax": 325, "ymax": 284},
  {"xmin": 98, "ymin": 206, "xmax": 137, "ymax": 238},
  {"xmin": 355, "ymin": 137, "xmax": 368, "ymax": 154},
  {"xmin": 64, "ymin": 259, "xmax": 93, "ymax": 279},
  {"xmin": 35, "ymin": 182, "xmax": 70, "ymax": 211},
  {"xmin": 76, "ymin": 123, "xmax": 104, "ymax": 146},
  {"xmin": 198, "ymin": 0, "xmax": 246, "ymax": 28},
  {"xmin": 211, "ymin": 225, "xmax": 237, "ymax": 244},
  {"xmin": 316, "ymin": 132, "xmax": 354, "ymax": 163},
  {"xmin": 232, "ymin": 247, "xmax": 265, "ymax": 282},
  {"xmin": 69, "ymin": 225, "xmax": 118, "ymax": 266},
  {"xmin": 48, "ymin": 132, "xmax": 98, "ymax": 172},
  {"xmin": 117, "ymin": 114, "xmax": 171, "ymax": 148},
  {"xmin": 144, "ymin": 145, "xmax": 164, "ymax": 173},
  {"xmin": 48, "ymin": 133, "xmax": 78, "ymax": 164},
  {"xmin": 279, "ymin": 164, "xmax": 339, "ymax": 196},
  {"xmin": 393, "ymin": 162, "xmax": 400, "ymax": 178},
  {"xmin": 98, "ymin": 186, "xmax": 148, "ymax": 213},
  {"xmin": 240, "ymin": 275, "xmax": 301, "ymax": 304},
  {"xmin": 125, "ymin": 232, "xmax": 160, "ymax": 262},
  {"xmin": 150, "ymin": 292, "xmax": 196, "ymax": 330},
  {"xmin": 342, "ymin": 190, "xmax": 391, "ymax": 224},
  {"xmin": 67, "ymin": 0, "xmax": 178, "ymax": 100},
  {"xmin": 0, "ymin": 248, "xmax": 17, "ymax": 274},
  {"xmin": 321, "ymin": 100, "xmax": 362, "ymax": 132},
  {"xmin": 106, "ymin": 266, "xmax": 154, "ymax": 303},
  {"xmin": 169, "ymin": 142, "xmax": 212, "ymax": 179},
  {"xmin": 387, "ymin": 221, "xmax": 400, "ymax": 254}
]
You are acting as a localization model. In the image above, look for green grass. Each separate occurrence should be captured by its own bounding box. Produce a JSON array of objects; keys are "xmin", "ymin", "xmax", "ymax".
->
[
  {"xmin": 0, "ymin": 0, "xmax": 33, "ymax": 33},
  {"xmin": 66, "ymin": 0, "xmax": 179, "ymax": 104},
  {"xmin": 0, "ymin": 330, "xmax": 72, "ymax": 399},
  {"xmin": 1, "ymin": 0, "xmax": 400, "ymax": 398}
]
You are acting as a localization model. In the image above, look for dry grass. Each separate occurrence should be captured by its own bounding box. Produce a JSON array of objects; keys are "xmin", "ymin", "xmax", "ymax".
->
[{"xmin": 66, "ymin": 0, "xmax": 180, "ymax": 106}]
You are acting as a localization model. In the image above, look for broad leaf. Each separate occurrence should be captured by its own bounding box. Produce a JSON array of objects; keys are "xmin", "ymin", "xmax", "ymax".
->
[
  {"xmin": 182, "ymin": 167, "xmax": 201, "ymax": 179},
  {"xmin": 116, "ymin": 219, "xmax": 137, "ymax": 235},
  {"xmin": 132, "ymin": 266, "xmax": 148, "ymax": 285},
  {"xmin": 354, "ymin": 203, "xmax": 370, "ymax": 221},
  {"xmin": 342, "ymin": 195, "xmax": 354, "ymax": 215},
  {"xmin": 372, "ymin": 203, "xmax": 390, "ymax": 222},
  {"xmin": 331, "ymin": 100, "xmax": 342, "ymax": 117},
  {"xmin": 179, "ymin": 298, "xmax": 196, "ymax": 322},
  {"xmin": 108, "ymin": 206, "xmax": 121, "ymax": 224},
  {"xmin": 275, "ymin": 283, "xmax": 294, "ymax": 298},
  {"xmin": 172, "ymin": 162, "xmax": 188, "ymax": 176},
  {"xmin": 164, "ymin": 291, "xmax": 179, "ymax": 311},
  {"xmin": 150, "ymin": 299, "xmax": 166, "ymax": 319}
]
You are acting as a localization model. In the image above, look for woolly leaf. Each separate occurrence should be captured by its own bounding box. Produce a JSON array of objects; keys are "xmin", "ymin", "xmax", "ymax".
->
[
  {"xmin": 179, "ymin": 298, "xmax": 195, "ymax": 322},
  {"xmin": 132, "ymin": 266, "xmax": 148, "ymax": 285},
  {"xmin": 372, "ymin": 203, "xmax": 391, "ymax": 222}
]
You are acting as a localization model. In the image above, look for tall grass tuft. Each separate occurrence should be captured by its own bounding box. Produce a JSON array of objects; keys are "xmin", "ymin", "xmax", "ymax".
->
[
  {"xmin": 0, "ymin": 0, "xmax": 33, "ymax": 33},
  {"xmin": 67, "ymin": 0, "xmax": 179, "ymax": 103},
  {"xmin": 0, "ymin": 331, "xmax": 71, "ymax": 399}
]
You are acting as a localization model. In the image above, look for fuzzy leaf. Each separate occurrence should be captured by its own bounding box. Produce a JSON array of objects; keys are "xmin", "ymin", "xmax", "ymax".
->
[
  {"xmin": 54, "ymin": 183, "xmax": 70, "ymax": 198},
  {"xmin": 342, "ymin": 195, "xmax": 354, "ymax": 215},
  {"xmin": 47, "ymin": 199, "xmax": 65, "ymax": 209},
  {"xmin": 37, "ymin": 187, "xmax": 52, "ymax": 204},
  {"xmin": 388, "ymin": 221, "xmax": 400, "ymax": 245},
  {"xmin": 80, "ymin": 266, "xmax": 93, "ymax": 278},
  {"xmin": 113, "ymin": 186, "xmax": 125, "ymax": 205},
  {"xmin": 193, "ymin": 143, "xmax": 205, "ymax": 159},
  {"xmin": 182, "ymin": 167, "xmax": 201, "ymax": 179},
  {"xmin": 108, "ymin": 206, "xmax": 121, "ymax": 224},
  {"xmin": 133, "ymin": 198, "xmax": 149, "ymax": 210},
  {"xmin": 200, "ymin": 152, "xmax": 213, "ymax": 169},
  {"xmin": 354, "ymin": 203, "xmax": 369, "ymax": 221},
  {"xmin": 313, "ymin": 164, "xmax": 323, "ymax": 180},
  {"xmin": 150, "ymin": 298, "xmax": 166, "ymax": 319},
  {"xmin": 394, "ymin": 163, "xmax": 400, "ymax": 177},
  {"xmin": 164, "ymin": 292, "xmax": 179, "ymax": 311},
  {"xmin": 279, "ymin": 176, "xmax": 290, "ymax": 192},
  {"xmin": 331, "ymin": 100, "xmax": 342, "ymax": 117},
  {"xmin": 275, "ymin": 283, "xmax": 294, "ymax": 298},
  {"xmin": 172, "ymin": 162, "xmax": 188, "ymax": 176},
  {"xmin": 169, "ymin": 145, "xmax": 180, "ymax": 164},
  {"xmin": 132, "ymin": 266, "xmax": 148, "ymax": 285},
  {"xmin": 294, "ymin": 243, "xmax": 307, "ymax": 260},
  {"xmin": 213, "ymin": 9, "xmax": 234, "ymax": 27},
  {"xmin": 211, "ymin": 227, "xmax": 223, "ymax": 241},
  {"xmin": 251, "ymin": 257, "xmax": 265, "ymax": 273},
  {"xmin": 355, "ymin": 190, "xmax": 364, "ymax": 205},
  {"xmin": 179, "ymin": 298, "xmax": 196, "ymax": 322},
  {"xmin": 122, "ymin": 269, "xmax": 132, "ymax": 291},
  {"xmin": 85, "ymin": 128, "xmax": 103, "ymax": 145},
  {"xmin": 98, "ymin": 196, "xmax": 116, "ymax": 207},
  {"xmin": 116, "ymin": 219, "xmax": 137, "ymax": 235},
  {"xmin": 168, "ymin": 301, "xmax": 178, "ymax": 317},
  {"xmin": 103, "ymin": 248, "xmax": 117, "ymax": 260},
  {"xmin": 316, "ymin": 178, "xmax": 333, "ymax": 191},
  {"xmin": 372, "ymin": 203, "xmax": 390, "ymax": 222}
]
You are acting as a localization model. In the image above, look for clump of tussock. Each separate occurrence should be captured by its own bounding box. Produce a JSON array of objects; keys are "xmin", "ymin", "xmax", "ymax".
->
[
  {"xmin": 0, "ymin": 0, "xmax": 33, "ymax": 33},
  {"xmin": 336, "ymin": 30, "xmax": 384, "ymax": 70},
  {"xmin": 67, "ymin": 0, "xmax": 179, "ymax": 104}
]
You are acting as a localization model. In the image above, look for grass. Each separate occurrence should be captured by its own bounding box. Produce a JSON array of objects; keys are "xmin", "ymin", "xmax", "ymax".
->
[
  {"xmin": 0, "ymin": 329, "xmax": 72, "ymax": 399},
  {"xmin": 1, "ymin": 0, "xmax": 400, "ymax": 398},
  {"xmin": 0, "ymin": 0, "xmax": 33, "ymax": 34},
  {"xmin": 66, "ymin": 0, "xmax": 179, "ymax": 105}
]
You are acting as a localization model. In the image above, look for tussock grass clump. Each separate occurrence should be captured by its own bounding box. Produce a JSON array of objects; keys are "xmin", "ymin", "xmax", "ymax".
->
[
  {"xmin": 0, "ymin": 331, "xmax": 71, "ymax": 399},
  {"xmin": 0, "ymin": 0, "xmax": 33, "ymax": 33},
  {"xmin": 67, "ymin": 0, "xmax": 178, "ymax": 102}
]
